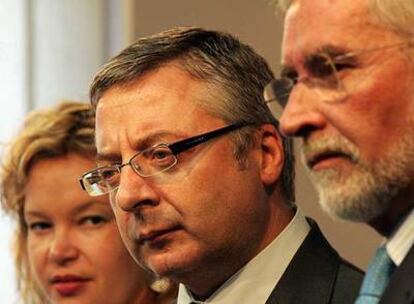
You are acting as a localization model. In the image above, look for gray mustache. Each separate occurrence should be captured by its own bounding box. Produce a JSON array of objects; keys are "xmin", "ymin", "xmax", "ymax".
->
[{"xmin": 301, "ymin": 136, "xmax": 360, "ymax": 167}]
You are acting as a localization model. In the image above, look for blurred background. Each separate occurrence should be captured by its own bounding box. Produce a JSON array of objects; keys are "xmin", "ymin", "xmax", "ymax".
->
[{"xmin": 0, "ymin": 0, "xmax": 381, "ymax": 302}]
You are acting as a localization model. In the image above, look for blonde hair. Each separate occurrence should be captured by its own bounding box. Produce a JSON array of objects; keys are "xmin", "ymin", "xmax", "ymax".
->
[{"xmin": 0, "ymin": 101, "xmax": 95, "ymax": 303}]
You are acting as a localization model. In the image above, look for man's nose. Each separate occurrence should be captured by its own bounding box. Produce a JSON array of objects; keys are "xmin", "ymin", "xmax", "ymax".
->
[
  {"xmin": 279, "ymin": 84, "xmax": 326, "ymax": 138},
  {"xmin": 114, "ymin": 165, "xmax": 160, "ymax": 213},
  {"xmin": 49, "ymin": 229, "xmax": 79, "ymax": 265}
]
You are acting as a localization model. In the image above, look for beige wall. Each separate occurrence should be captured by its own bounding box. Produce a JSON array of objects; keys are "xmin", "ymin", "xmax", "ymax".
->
[{"xmin": 129, "ymin": 0, "xmax": 382, "ymax": 270}]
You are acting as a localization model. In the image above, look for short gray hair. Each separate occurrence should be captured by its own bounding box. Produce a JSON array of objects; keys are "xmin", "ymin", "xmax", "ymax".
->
[
  {"xmin": 277, "ymin": 0, "xmax": 414, "ymax": 38},
  {"xmin": 90, "ymin": 27, "xmax": 295, "ymax": 203}
]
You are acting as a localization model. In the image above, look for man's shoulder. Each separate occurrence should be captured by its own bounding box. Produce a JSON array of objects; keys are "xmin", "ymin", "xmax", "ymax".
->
[
  {"xmin": 330, "ymin": 258, "xmax": 364, "ymax": 304},
  {"xmin": 266, "ymin": 219, "xmax": 363, "ymax": 304},
  {"xmin": 380, "ymin": 244, "xmax": 414, "ymax": 304},
  {"xmin": 298, "ymin": 220, "xmax": 364, "ymax": 303}
]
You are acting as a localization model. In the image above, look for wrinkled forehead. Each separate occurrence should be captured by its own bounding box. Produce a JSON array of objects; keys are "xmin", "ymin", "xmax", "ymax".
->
[
  {"xmin": 93, "ymin": 70, "xmax": 221, "ymax": 156},
  {"xmin": 281, "ymin": 0, "xmax": 377, "ymax": 65}
]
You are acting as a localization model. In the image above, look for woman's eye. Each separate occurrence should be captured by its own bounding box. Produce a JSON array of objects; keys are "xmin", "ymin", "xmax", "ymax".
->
[
  {"xmin": 80, "ymin": 215, "xmax": 107, "ymax": 227},
  {"xmin": 28, "ymin": 222, "xmax": 52, "ymax": 232}
]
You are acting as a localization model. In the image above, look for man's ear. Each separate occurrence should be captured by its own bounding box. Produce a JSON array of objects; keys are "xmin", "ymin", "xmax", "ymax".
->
[{"xmin": 259, "ymin": 124, "xmax": 284, "ymax": 185}]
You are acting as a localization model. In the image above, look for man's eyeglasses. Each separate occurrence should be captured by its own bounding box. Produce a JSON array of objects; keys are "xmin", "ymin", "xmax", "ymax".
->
[
  {"xmin": 264, "ymin": 40, "xmax": 414, "ymax": 116},
  {"xmin": 79, "ymin": 123, "xmax": 247, "ymax": 196}
]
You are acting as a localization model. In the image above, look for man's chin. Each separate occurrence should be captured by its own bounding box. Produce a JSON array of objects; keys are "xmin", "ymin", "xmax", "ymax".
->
[
  {"xmin": 141, "ymin": 248, "xmax": 200, "ymax": 279},
  {"xmin": 307, "ymin": 165, "xmax": 386, "ymax": 222},
  {"xmin": 317, "ymin": 182, "xmax": 393, "ymax": 223},
  {"xmin": 320, "ymin": 196, "xmax": 383, "ymax": 223}
]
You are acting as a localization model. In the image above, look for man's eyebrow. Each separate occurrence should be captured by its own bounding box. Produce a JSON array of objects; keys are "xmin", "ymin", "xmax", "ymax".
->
[
  {"xmin": 135, "ymin": 131, "xmax": 178, "ymax": 148},
  {"xmin": 96, "ymin": 152, "xmax": 121, "ymax": 163},
  {"xmin": 96, "ymin": 130, "xmax": 186, "ymax": 162},
  {"xmin": 306, "ymin": 44, "xmax": 351, "ymax": 61},
  {"xmin": 280, "ymin": 45, "xmax": 351, "ymax": 74}
]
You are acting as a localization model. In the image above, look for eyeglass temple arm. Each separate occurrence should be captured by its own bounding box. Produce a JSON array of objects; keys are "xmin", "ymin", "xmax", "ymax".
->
[
  {"xmin": 169, "ymin": 122, "xmax": 246, "ymax": 155},
  {"xmin": 79, "ymin": 178, "xmax": 87, "ymax": 191}
]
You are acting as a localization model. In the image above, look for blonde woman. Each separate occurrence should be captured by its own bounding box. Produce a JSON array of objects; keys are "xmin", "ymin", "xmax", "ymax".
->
[{"xmin": 1, "ymin": 101, "xmax": 176, "ymax": 304}]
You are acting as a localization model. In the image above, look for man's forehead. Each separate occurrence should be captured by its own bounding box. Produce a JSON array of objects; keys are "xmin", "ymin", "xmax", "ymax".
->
[
  {"xmin": 282, "ymin": 0, "xmax": 374, "ymax": 64},
  {"xmin": 95, "ymin": 96, "xmax": 217, "ymax": 157},
  {"xmin": 93, "ymin": 62, "xmax": 221, "ymax": 156},
  {"xmin": 285, "ymin": 0, "xmax": 370, "ymax": 19},
  {"xmin": 95, "ymin": 90, "xmax": 203, "ymax": 128},
  {"xmin": 95, "ymin": 109, "xmax": 199, "ymax": 156}
]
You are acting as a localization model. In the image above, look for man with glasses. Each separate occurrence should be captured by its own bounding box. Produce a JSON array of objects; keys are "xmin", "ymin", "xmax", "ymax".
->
[
  {"xmin": 269, "ymin": 1, "xmax": 414, "ymax": 303},
  {"xmin": 81, "ymin": 27, "xmax": 362, "ymax": 303}
]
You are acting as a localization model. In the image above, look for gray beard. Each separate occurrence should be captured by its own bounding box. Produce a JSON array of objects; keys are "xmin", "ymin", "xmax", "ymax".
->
[{"xmin": 301, "ymin": 132, "xmax": 414, "ymax": 223}]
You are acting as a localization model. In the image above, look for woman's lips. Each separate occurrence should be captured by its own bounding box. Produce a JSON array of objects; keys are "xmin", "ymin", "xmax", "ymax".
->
[{"xmin": 51, "ymin": 275, "xmax": 91, "ymax": 297}]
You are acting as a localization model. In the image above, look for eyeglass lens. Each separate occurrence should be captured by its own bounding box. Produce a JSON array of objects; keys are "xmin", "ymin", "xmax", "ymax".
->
[{"xmin": 265, "ymin": 53, "xmax": 350, "ymax": 110}]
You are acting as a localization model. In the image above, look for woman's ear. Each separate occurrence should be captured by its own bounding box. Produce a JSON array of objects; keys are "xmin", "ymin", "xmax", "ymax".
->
[{"xmin": 259, "ymin": 124, "xmax": 284, "ymax": 185}]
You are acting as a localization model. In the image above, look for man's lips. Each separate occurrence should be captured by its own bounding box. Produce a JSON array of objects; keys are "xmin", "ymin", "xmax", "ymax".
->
[
  {"xmin": 138, "ymin": 226, "xmax": 180, "ymax": 245},
  {"xmin": 306, "ymin": 151, "xmax": 353, "ymax": 170},
  {"xmin": 50, "ymin": 275, "xmax": 91, "ymax": 297}
]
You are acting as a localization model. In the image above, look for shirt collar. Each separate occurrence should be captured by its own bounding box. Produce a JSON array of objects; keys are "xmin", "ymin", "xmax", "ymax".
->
[
  {"xmin": 177, "ymin": 207, "xmax": 310, "ymax": 304},
  {"xmin": 386, "ymin": 208, "xmax": 414, "ymax": 266}
]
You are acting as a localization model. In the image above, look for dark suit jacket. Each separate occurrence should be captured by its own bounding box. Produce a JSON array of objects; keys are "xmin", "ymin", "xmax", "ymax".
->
[
  {"xmin": 265, "ymin": 219, "xmax": 363, "ymax": 304},
  {"xmin": 380, "ymin": 244, "xmax": 414, "ymax": 304}
]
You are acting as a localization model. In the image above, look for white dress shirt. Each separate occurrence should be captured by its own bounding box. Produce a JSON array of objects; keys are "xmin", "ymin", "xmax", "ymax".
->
[
  {"xmin": 386, "ymin": 208, "xmax": 414, "ymax": 266},
  {"xmin": 177, "ymin": 208, "xmax": 310, "ymax": 304}
]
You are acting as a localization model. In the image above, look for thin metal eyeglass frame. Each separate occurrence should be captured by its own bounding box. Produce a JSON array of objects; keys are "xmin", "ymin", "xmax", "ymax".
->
[
  {"xmin": 264, "ymin": 39, "xmax": 414, "ymax": 107},
  {"xmin": 79, "ymin": 122, "xmax": 248, "ymax": 195}
]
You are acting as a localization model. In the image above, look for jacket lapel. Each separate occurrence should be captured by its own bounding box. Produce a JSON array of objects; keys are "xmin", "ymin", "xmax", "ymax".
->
[
  {"xmin": 266, "ymin": 219, "xmax": 339, "ymax": 304},
  {"xmin": 380, "ymin": 244, "xmax": 414, "ymax": 304}
]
